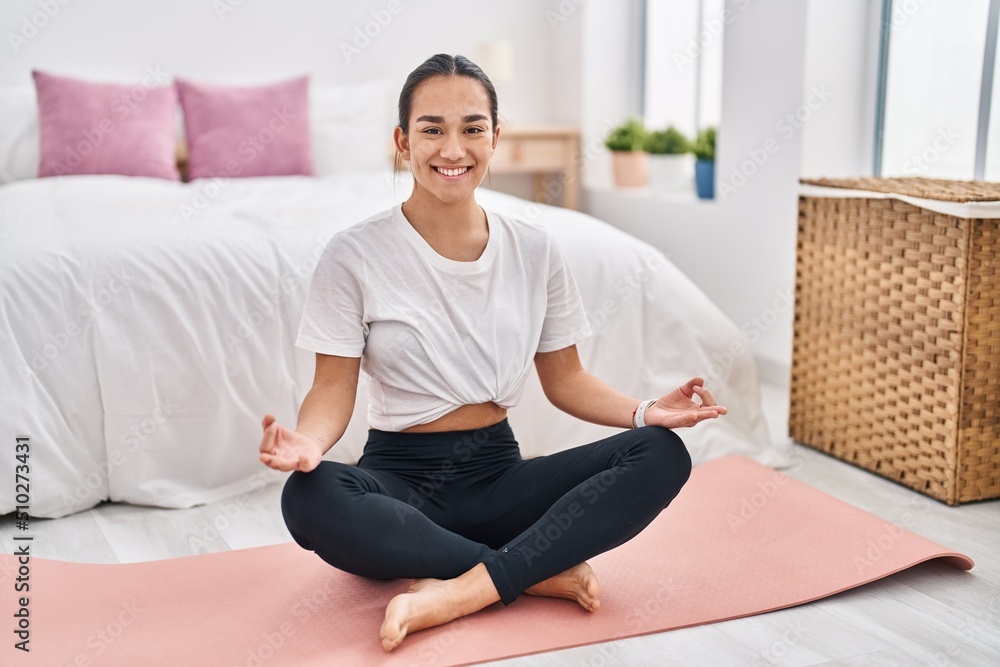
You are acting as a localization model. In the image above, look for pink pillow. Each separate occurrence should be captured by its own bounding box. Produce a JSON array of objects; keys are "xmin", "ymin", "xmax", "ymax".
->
[
  {"xmin": 176, "ymin": 76, "xmax": 313, "ymax": 179},
  {"xmin": 33, "ymin": 70, "xmax": 179, "ymax": 180}
]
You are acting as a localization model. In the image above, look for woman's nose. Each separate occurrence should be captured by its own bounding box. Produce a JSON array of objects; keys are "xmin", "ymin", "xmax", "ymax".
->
[{"xmin": 439, "ymin": 133, "xmax": 465, "ymax": 160}]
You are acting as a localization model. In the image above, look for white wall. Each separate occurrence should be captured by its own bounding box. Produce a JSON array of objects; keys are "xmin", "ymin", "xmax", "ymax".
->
[
  {"xmin": 583, "ymin": 0, "xmax": 811, "ymax": 384},
  {"xmin": 0, "ymin": 0, "xmax": 581, "ymax": 128},
  {"xmin": 800, "ymin": 0, "xmax": 877, "ymax": 178}
]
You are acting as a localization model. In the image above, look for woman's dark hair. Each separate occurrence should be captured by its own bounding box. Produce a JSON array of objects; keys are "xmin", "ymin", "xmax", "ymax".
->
[{"xmin": 396, "ymin": 54, "xmax": 499, "ymax": 133}]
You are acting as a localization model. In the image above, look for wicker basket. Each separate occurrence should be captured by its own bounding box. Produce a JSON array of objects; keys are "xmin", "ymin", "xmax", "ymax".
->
[{"xmin": 791, "ymin": 177, "xmax": 1000, "ymax": 505}]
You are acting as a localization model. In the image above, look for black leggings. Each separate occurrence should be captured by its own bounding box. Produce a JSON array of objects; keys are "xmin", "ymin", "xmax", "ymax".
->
[{"xmin": 280, "ymin": 419, "xmax": 691, "ymax": 605}]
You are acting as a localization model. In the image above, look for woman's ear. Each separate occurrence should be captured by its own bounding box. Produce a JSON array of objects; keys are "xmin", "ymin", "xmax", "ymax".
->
[
  {"xmin": 393, "ymin": 126, "xmax": 410, "ymax": 160},
  {"xmin": 491, "ymin": 126, "xmax": 500, "ymax": 153}
]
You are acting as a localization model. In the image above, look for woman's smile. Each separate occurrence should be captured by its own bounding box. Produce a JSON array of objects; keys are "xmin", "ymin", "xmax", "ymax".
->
[{"xmin": 433, "ymin": 165, "xmax": 473, "ymax": 179}]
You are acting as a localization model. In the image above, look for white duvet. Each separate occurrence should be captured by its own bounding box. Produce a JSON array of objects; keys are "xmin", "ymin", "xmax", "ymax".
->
[{"xmin": 0, "ymin": 172, "xmax": 785, "ymax": 518}]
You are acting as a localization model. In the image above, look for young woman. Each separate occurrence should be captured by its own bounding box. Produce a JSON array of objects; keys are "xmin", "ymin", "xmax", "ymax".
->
[{"xmin": 259, "ymin": 54, "xmax": 727, "ymax": 652}]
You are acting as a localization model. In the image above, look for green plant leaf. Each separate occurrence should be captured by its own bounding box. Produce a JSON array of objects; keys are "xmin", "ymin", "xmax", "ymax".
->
[
  {"xmin": 644, "ymin": 126, "xmax": 690, "ymax": 154},
  {"xmin": 604, "ymin": 118, "xmax": 648, "ymax": 152},
  {"xmin": 691, "ymin": 126, "xmax": 716, "ymax": 161}
]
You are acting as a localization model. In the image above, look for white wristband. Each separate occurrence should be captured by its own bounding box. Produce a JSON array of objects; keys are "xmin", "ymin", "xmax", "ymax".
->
[{"xmin": 634, "ymin": 399, "xmax": 656, "ymax": 428}]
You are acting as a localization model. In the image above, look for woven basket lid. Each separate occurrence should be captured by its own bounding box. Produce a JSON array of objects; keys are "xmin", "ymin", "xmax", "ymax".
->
[{"xmin": 800, "ymin": 177, "xmax": 1000, "ymax": 203}]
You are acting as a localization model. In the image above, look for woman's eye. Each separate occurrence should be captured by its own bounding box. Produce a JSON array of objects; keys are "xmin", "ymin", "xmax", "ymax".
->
[
  {"xmin": 423, "ymin": 128, "xmax": 442, "ymax": 135},
  {"xmin": 466, "ymin": 127, "xmax": 484, "ymax": 134}
]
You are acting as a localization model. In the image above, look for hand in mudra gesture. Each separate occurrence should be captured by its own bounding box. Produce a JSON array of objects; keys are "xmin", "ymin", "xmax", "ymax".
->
[
  {"xmin": 258, "ymin": 414, "xmax": 323, "ymax": 473},
  {"xmin": 643, "ymin": 377, "xmax": 728, "ymax": 429}
]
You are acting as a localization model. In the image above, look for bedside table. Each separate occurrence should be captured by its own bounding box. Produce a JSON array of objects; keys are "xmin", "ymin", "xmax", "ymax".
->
[{"xmin": 489, "ymin": 124, "xmax": 581, "ymax": 210}]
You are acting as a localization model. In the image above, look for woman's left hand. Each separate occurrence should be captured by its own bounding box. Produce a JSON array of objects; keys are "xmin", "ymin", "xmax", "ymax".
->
[{"xmin": 642, "ymin": 377, "xmax": 728, "ymax": 429}]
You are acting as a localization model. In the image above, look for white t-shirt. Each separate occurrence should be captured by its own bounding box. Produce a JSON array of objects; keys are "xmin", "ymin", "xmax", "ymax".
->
[{"xmin": 296, "ymin": 203, "xmax": 593, "ymax": 431}]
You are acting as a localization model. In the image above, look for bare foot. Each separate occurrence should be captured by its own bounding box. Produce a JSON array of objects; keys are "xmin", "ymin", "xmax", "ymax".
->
[
  {"xmin": 380, "ymin": 578, "xmax": 453, "ymax": 651},
  {"xmin": 524, "ymin": 562, "xmax": 601, "ymax": 612},
  {"xmin": 379, "ymin": 563, "xmax": 500, "ymax": 651}
]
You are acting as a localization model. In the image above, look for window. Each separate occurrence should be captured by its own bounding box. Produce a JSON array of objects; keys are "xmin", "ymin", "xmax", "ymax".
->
[
  {"xmin": 986, "ymin": 10, "xmax": 1000, "ymax": 180},
  {"xmin": 642, "ymin": 0, "xmax": 725, "ymax": 138},
  {"xmin": 876, "ymin": 0, "xmax": 999, "ymax": 179}
]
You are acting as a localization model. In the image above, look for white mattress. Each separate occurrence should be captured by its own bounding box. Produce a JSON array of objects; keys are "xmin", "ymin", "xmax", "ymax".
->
[{"xmin": 0, "ymin": 172, "xmax": 784, "ymax": 518}]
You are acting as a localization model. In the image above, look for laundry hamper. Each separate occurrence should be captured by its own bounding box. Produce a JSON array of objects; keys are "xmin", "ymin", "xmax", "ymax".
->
[{"xmin": 790, "ymin": 177, "xmax": 1000, "ymax": 505}]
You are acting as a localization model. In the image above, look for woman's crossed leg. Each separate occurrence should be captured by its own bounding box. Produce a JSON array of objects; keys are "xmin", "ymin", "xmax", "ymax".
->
[{"xmin": 280, "ymin": 424, "xmax": 691, "ymax": 650}]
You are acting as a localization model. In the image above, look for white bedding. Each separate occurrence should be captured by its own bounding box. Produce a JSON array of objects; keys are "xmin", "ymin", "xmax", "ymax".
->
[{"xmin": 0, "ymin": 172, "xmax": 785, "ymax": 518}]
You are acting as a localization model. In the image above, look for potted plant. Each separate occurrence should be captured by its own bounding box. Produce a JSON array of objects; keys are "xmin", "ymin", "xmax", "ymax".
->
[
  {"xmin": 604, "ymin": 118, "xmax": 649, "ymax": 187},
  {"xmin": 644, "ymin": 126, "xmax": 692, "ymax": 192},
  {"xmin": 692, "ymin": 126, "xmax": 716, "ymax": 199}
]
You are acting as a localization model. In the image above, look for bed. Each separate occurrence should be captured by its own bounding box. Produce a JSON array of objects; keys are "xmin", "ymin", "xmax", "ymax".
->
[{"xmin": 0, "ymin": 168, "xmax": 786, "ymax": 519}]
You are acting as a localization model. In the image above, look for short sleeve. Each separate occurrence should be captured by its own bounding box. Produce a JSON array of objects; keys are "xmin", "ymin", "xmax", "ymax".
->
[
  {"xmin": 295, "ymin": 234, "xmax": 368, "ymax": 357},
  {"xmin": 536, "ymin": 234, "xmax": 593, "ymax": 353}
]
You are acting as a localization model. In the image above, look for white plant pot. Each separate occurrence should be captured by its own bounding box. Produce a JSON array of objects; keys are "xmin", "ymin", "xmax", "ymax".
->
[{"xmin": 648, "ymin": 153, "xmax": 694, "ymax": 192}]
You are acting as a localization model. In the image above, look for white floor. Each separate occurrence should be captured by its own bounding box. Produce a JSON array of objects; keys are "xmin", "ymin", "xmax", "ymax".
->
[{"xmin": 3, "ymin": 381, "xmax": 999, "ymax": 666}]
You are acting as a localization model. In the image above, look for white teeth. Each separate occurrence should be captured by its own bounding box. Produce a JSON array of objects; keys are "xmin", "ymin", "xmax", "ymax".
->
[{"xmin": 437, "ymin": 166, "xmax": 469, "ymax": 177}]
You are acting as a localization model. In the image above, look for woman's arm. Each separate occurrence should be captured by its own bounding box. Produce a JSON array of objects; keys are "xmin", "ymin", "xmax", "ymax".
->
[
  {"xmin": 534, "ymin": 345, "xmax": 639, "ymax": 429},
  {"xmin": 534, "ymin": 345, "xmax": 728, "ymax": 430},
  {"xmin": 295, "ymin": 353, "xmax": 362, "ymax": 455},
  {"xmin": 259, "ymin": 353, "xmax": 360, "ymax": 472}
]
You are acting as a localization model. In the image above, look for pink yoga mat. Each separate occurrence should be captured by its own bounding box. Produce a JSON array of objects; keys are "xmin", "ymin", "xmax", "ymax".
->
[{"xmin": 1, "ymin": 455, "xmax": 973, "ymax": 666}]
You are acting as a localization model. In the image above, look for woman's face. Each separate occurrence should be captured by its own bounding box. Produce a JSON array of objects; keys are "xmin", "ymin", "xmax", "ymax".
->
[{"xmin": 396, "ymin": 75, "xmax": 498, "ymax": 206}]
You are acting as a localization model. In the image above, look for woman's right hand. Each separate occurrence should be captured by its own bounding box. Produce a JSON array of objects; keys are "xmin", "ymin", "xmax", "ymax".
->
[{"xmin": 258, "ymin": 414, "xmax": 323, "ymax": 473}]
